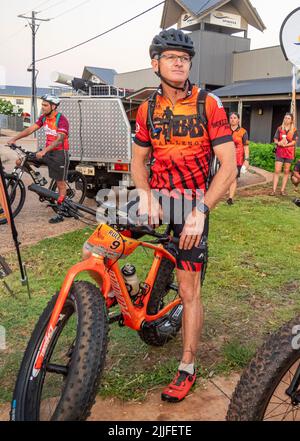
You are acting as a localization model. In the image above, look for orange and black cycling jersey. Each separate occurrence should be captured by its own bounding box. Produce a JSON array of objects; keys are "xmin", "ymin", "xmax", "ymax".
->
[
  {"xmin": 231, "ymin": 126, "xmax": 249, "ymax": 167},
  {"xmin": 133, "ymin": 83, "xmax": 232, "ymax": 195}
]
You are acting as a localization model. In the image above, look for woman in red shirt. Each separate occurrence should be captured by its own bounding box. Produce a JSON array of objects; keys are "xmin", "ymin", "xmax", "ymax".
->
[
  {"xmin": 271, "ymin": 113, "xmax": 298, "ymax": 196},
  {"xmin": 227, "ymin": 112, "xmax": 250, "ymax": 205}
]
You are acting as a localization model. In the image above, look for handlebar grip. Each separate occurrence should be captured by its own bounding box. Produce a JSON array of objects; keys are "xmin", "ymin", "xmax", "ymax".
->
[{"xmin": 28, "ymin": 184, "xmax": 59, "ymax": 200}]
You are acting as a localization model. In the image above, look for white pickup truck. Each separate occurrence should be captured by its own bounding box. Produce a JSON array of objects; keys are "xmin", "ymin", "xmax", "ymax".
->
[{"xmin": 37, "ymin": 94, "xmax": 133, "ymax": 198}]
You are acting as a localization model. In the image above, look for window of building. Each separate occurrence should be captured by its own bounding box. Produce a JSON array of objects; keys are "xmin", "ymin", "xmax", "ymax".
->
[{"xmin": 16, "ymin": 99, "xmax": 24, "ymax": 105}]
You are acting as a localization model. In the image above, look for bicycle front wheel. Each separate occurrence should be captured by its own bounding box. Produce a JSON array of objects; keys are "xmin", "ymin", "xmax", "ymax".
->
[
  {"xmin": 11, "ymin": 281, "xmax": 109, "ymax": 421},
  {"xmin": 0, "ymin": 175, "xmax": 26, "ymax": 225},
  {"xmin": 227, "ymin": 315, "xmax": 300, "ymax": 421}
]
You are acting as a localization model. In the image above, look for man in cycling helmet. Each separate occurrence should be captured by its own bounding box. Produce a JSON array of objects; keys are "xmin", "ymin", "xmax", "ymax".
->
[
  {"xmin": 131, "ymin": 28, "xmax": 237, "ymax": 402},
  {"xmin": 8, "ymin": 94, "xmax": 70, "ymax": 223}
]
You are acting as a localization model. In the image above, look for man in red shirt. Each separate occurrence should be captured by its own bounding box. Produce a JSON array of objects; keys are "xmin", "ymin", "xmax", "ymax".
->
[
  {"xmin": 8, "ymin": 95, "xmax": 70, "ymax": 223},
  {"xmin": 131, "ymin": 29, "xmax": 236, "ymax": 402}
]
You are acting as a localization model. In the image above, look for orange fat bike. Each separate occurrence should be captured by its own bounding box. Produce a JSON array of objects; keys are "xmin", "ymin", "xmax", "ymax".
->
[{"xmin": 11, "ymin": 184, "xmax": 209, "ymax": 421}]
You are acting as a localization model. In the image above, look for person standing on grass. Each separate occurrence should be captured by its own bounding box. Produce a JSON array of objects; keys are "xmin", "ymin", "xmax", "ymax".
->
[
  {"xmin": 131, "ymin": 28, "xmax": 236, "ymax": 403},
  {"xmin": 226, "ymin": 112, "xmax": 250, "ymax": 205},
  {"xmin": 291, "ymin": 159, "xmax": 300, "ymax": 191},
  {"xmin": 270, "ymin": 113, "xmax": 298, "ymax": 196}
]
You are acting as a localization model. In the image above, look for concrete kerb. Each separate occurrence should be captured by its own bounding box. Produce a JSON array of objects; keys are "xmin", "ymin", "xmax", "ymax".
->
[{"xmin": 238, "ymin": 166, "xmax": 273, "ymax": 191}]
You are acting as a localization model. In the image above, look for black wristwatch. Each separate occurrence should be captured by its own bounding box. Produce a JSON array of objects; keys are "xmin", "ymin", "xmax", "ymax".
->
[{"xmin": 196, "ymin": 202, "xmax": 210, "ymax": 215}]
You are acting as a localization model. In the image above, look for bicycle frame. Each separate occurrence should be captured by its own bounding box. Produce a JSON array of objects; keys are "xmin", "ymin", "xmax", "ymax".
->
[
  {"xmin": 32, "ymin": 227, "xmax": 180, "ymax": 377},
  {"xmin": 10, "ymin": 156, "xmax": 71, "ymax": 198}
]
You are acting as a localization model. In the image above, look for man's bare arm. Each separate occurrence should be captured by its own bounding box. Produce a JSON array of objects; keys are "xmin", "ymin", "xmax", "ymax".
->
[
  {"xmin": 8, "ymin": 124, "xmax": 40, "ymax": 144},
  {"xmin": 204, "ymin": 141, "xmax": 237, "ymax": 210},
  {"xmin": 131, "ymin": 143, "xmax": 151, "ymax": 193},
  {"xmin": 131, "ymin": 143, "xmax": 162, "ymax": 223}
]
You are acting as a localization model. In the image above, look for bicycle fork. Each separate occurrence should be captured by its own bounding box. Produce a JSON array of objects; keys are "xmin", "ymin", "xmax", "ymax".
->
[
  {"xmin": 286, "ymin": 362, "xmax": 300, "ymax": 405},
  {"xmin": 31, "ymin": 256, "xmax": 110, "ymax": 378}
]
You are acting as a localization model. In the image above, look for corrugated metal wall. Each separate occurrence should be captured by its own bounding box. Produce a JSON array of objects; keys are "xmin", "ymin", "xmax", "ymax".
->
[{"xmin": 0, "ymin": 115, "xmax": 23, "ymax": 131}]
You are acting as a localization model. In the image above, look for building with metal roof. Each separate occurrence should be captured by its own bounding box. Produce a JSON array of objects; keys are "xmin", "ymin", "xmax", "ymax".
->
[
  {"xmin": 160, "ymin": 0, "xmax": 265, "ymax": 33},
  {"xmin": 114, "ymin": 2, "xmax": 299, "ymax": 144},
  {"xmin": 0, "ymin": 85, "xmax": 65, "ymax": 98},
  {"xmin": 0, "ymin": 85, "xmax": 67, "ymax": 116}
]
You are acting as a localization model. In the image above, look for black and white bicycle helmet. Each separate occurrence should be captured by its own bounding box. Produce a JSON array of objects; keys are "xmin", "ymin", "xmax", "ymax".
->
[{"xmin": 149, "ymin": 28, "xmax": 195, "ymax": 59}]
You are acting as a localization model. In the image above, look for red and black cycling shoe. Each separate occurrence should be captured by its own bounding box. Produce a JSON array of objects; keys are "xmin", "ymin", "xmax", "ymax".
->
[{"xmin": 161, "ymin": 370, "xmax": 196, "ymax": 403}]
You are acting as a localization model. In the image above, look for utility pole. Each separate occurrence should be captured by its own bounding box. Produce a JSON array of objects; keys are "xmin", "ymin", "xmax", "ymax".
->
[{"xmin": 18, "ymin": 11, "xmax": 50, "ymax": 125}]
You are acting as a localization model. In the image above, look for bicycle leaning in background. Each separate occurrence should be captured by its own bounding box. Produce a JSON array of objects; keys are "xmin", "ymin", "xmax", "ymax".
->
[{"xmin": 0, "ymin": 144, "xmax": 87, "ymax": 224}]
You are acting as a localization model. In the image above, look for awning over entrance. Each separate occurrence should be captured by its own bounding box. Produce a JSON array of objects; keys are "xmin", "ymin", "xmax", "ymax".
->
[
  {"xmin": 214, "ymin": 76, "xmax": 294, "ymax": 98},
  {"xmin": 125, "ymin": 87, "xmax": 157, "ymax": 102}
]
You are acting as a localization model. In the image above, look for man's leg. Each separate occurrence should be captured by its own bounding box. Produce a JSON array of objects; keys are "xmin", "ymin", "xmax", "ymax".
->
[
  {"xmin": 176, "ymin": 268, "xmax": 203, "ymax": 366},
  {"xmin": 161, "ymin": 266, "xmax": 204, "ymax": 403},
  {"xmin": 48, "ymin": 151, "xmax": 69, "ymax": 223},
  {"xmin": 56, "ymin": 180, "xmax": 67, "ymax": 198}
]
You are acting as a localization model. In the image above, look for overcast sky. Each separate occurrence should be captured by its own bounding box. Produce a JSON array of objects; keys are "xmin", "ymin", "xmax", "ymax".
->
[{"xmin": 1, "ymin": 0, "xmax": 299, "ymax": 87}]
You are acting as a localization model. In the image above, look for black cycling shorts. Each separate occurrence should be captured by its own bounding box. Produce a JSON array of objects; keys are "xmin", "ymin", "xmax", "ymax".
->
[
  {"xmin": 153, "ymin": 190, "xmax": 208, "ymax": 272},
  {"xmin": 37, "ymin": 150, "xmax": 69, "ymax": 182}
]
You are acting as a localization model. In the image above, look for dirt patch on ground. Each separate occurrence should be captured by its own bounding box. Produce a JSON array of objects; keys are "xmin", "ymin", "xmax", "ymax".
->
[
  {"xmin": 0, "ymin": 373, "xmax": 239, "ymax": 421},
  {"xmin": 239, "ymin": 185, "xmax": 272, "ymax": 198}
]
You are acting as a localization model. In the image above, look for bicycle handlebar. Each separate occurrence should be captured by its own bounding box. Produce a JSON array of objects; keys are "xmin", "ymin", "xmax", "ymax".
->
[
  {"xmin": 28, "ymin": 184, "xmax": 179, "ymax": 244},
  {"xmin": 6, "ymin": 144, "xmax": 41, "ymax": 158},
  {"xmin": 6, "ymin": 143, "xmax": 26, "ymax": 154}
]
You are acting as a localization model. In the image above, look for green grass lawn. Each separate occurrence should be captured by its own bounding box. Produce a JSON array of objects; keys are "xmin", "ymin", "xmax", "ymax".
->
[{"xmin": 0, "ymin": 186, "xmax": 300, "ymax": 403}]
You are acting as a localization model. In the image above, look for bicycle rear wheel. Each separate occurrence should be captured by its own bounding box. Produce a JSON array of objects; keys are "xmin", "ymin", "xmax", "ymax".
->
[
  {"xmin": 0, "ymin": 175, "xmax": 26, "ymax": 225},
  {"xmin": 11, "ymin": 281, "xmax": 109, "ymax": 421},
  {"xmin": 227, "ymin": 315, "xmax": 300, "ymax": 421},
  {"xmin": 52, "ymin": 171, "xmax": 87, "ymax": 205},
  {"xmin": 51, "ymin": 171, "xmax": 87, "ymax": 216}
]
